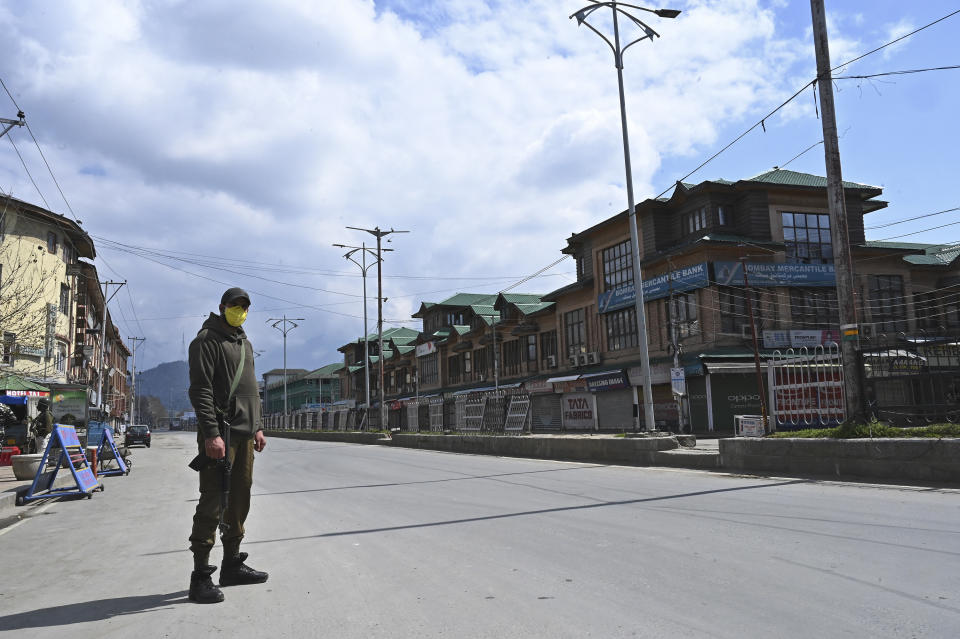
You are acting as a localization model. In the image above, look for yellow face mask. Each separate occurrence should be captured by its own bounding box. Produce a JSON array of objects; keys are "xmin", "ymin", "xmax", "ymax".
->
[{"xmin": 224, "ymin": 306, "xmax": 248, "ymax": 327}]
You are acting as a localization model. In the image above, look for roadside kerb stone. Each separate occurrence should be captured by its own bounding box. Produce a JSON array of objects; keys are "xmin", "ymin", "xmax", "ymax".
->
[
  {"xmin": 388, "ymin": 433, "xmax": 682, "ymax": 466},
  {"xmin": 264, "ymin": 430, "xmax": 387, "ymax": 445},
  {"xmin": 720, "ymin": 437, "xmax": 960, "ymax": 482}
]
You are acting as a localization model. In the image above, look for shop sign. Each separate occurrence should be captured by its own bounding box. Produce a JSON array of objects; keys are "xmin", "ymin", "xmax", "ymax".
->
[
  {"xmin": 670, "ymin": 367, "xmax": 686, "ymax": 396},
  {"xmin": 558, "ymin": 379, "xmax": 588, "ymax": 393},
  {"xmin": 763, "ymin": 329, "xmax": 839, "ymax": 349},
  {"xmin": 524, "ymin": 379, "xmax": 555, "ymax": 394},
  {"xmin": 713, "ymin": 261, "xmax": 835, "ymax": 287},
  {"xmin": 416, "ymin": 341, "xmax": 437, "ymax": 357},
  {"xmin": 561, "ymin": 392, "xmax": 596, "ymax": 430},
  {"xmin": 15, "ymin": 344, "xmax": 45, "ymax": 357},
  {"xmin": 51, "ymin": 389, "xmax": 87, "ymax": 420},
  {"xmin": 5, "ymin": 390, "xmax": 50, "ymax": 397},
  {"xmin": 585, "ymin": 371, "xmax": 629, "ymax": 392},
  {"xmin": 597, "ymin": 262, "xmax": 710, "ymax": 313},
  {"xmin": 889, "ymin": 356, "xmax": 926, "ymax": 374}
]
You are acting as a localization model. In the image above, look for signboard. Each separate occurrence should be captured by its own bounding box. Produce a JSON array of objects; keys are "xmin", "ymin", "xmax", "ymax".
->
[
  {"xmin": 20, "ymin": 424, "xmax": 99, "ymax": 503},
  {"xmin": 524, "ymin": 379, "xmax": 555, "ymax": 394},
  {"xmin": 50, "ymin": 387, "xmax": 88, "ymax": 423},
  {"xmin": 416, "ymin": 341, "xmax": 437, "ymax": 357},
  {"xmin": 713, "ymin": 261, "xmax": 836, "ymax": 287},
  {"xmin": 598, "ymin": 262, "xmax": 710, "ymax": 313},
  {"xmin": 15, "ymin": 344, "xmax": 45, "ymax": 357},
  {"xmin": 670, "ymin": 367, "xmax": 686, "ymax": 396},
  {"xmin": 584, "ymin": 371, "xmax": 629, "ymax": 393},
  {"xmin": 736, "ymin": 415, "xmax": 765, "ymax": 437},
  {"xmin": 763, "ymin": 329, "xmax": 840, "ymax": 349},
  {"xmin": 561, "ymin": 392, "xmax": 597, "ymax": 430}
]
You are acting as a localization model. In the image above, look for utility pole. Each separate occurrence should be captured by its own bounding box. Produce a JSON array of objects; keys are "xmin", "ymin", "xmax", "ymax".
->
[
  {"xmin": 0, "ymin": 111, "xmax": 25, "ymax": 140},
  {"xmin": 740, "ymin": 258, "xmax": 770, "ymax": 431},
  {"xmin": 268, "ymin": 316, "xmax": 304, "ymax": 429},
  {"xmin": 97, "ymin": 280, "xmax": 125, "ymax": 424},
  {"xmin": 334, "ymin": 241, "xmax": 390, "ymax": 429},
  {"xmin": 128, "ymin": 336, "xmax": 145, "ymax": 425},
  {"xmin": 347, "ymin": 226, "xmax": 408, "ymax": 432},
  {"xmin": 810, "ymin": 0, "xmax": 865, "ymax": 422},
  {"xmin": 666, "ymin": 263, "xmax": 686, "ymax": 433}
]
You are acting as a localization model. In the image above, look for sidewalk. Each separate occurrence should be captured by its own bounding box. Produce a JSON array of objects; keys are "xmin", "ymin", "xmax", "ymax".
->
[{"xmin": 0, "ymin": 456, "xmax": 102, "ymax": 516}]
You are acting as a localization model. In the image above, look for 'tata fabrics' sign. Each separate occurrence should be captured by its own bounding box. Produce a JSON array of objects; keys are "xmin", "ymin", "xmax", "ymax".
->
[{"xmin": 562, "ymin": 393, "xmax": 596, "ymax": 430}]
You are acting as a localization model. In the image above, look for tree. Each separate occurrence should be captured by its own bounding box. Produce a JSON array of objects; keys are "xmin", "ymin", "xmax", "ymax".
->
[{"xmin": 136, "ymin": 394, "xmax": 168, "ymax": 426}]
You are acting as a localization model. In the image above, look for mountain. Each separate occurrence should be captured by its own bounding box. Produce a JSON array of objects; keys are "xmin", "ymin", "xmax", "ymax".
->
[{"xmin": 135, "ymin": 360, "xmax": 191, "ymax": 414}]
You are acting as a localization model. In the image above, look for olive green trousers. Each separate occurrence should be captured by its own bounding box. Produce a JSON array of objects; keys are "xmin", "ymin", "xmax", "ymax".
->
[{"xmin": 189, "ymin": 430, "xmax": 254, "ymax": 568}]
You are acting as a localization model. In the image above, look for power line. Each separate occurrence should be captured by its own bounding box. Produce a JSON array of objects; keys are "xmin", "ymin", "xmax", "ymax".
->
[
  {"xmin": 864, "ymin": 206, "xmax": 960, "ymax": 230},
  {"xmin": 834, "ymin": 64, "xmax": 960, "ymax": 80}
]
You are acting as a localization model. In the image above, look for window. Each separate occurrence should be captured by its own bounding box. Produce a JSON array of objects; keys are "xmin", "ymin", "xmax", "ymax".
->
[
  {"xmin": 473, "ymin": 346, "xmax": 488, "ymax": 380},
  {"xmin": 464, "ymin": 351, "xmax": 472, "ymax": 374},
  {"xmin": 783, "ymin": 212, "xmax": 832, "ymax": 264},
  {"xmin": 1, "ymin": 332, "xmax": 14, "ymax": 365},
  {"xmin": 915, "ymin": 288, "xmax": 960, "ymax": 329},
  {"xmin": 63, "ymin": 242, "xmax": 75, "ymax": 265},
  {"xmin": 540, "ymin": 330, "xmax": 557, "ymax": 366},
  {"xmin": 526, "ymin": 335, "xmax": 537, "ymax": 362},
  {"xmin": 420, "ymin": 353, "xmax": 439, "ymax": 385},
  {"xmin": 718, "ymin": 287, "xmax": 763, "ymax": 334},
  {"xmin": 683, "ymin": 207, "xmax": 708, "ymax": 235},
  {"xmin": 47, "ymin": 231, "xmax": 58, "ymax": 254},
  {"xmin": 667, "ymin": 292, "xmax": 700, "ymax": 339},
  {"xmin": 448, "ymin": 355, "xmax": 461, "ymax": 385},
  {"xmin": 502, "ymin": 340, "xmax": 521, "ymax": 375},
  {"xmin": 601, "ymin": 240, "xmax": 633, "ymax": 291},
  {"xmin": 60, "ymin": 284, "xmax": 70, "ymax": 314},
  {"xmin": 717, "ymin": 205, "xmax": 729, "ymax": 226},
  {"xmin": 868, "ymin": 275, "xmax": 907, "ymax": 332},
  {"xmin": 790, "ymin": 288, "xmax": 839, "ymax": 329},
  {"xmin": 564, "ymin": 309, "xmax": 586, "ymax": 358},
  {"xmin": 605, "ymin": 307, "xmax": 638, "ymax": 351}
]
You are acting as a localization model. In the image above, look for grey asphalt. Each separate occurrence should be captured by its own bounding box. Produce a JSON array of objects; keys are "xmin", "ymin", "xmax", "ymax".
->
[{"xmin": 0, "ymin": 431, "xmax": 957, "ymax": 638}]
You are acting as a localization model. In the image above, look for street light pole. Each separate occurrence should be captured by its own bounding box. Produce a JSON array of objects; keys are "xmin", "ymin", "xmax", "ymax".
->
[
  {"xmin": 347, "ymin": 226, "xmax": 408, "ymax": 432},
  {"xmin": 571, "ymin": 2, "xmax": 680, "ymax": 431},
  {"xmin": 268, "ymin": 316, "xmax": 304, "ymax": 429},
  {"xmin": 128, "ymin": 336, "xmax": 145, "ymax": 425},
  {"xmin": 96, "ymin": 280, "xmax": 125, "ymax": 424},
  {"xmin": 334, "ymin": 241, "xmax": 389, "ymax": 429}
]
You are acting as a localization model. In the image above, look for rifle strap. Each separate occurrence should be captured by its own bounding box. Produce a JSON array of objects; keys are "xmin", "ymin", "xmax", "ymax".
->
[{"xmin": 216, "ymin": 339, "xmax": 246, "ymax": 441}]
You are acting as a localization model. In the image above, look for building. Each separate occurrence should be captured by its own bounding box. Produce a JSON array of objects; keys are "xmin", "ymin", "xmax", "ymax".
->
[
  {"xmin": 1, "ymin": 195, "xmax": 131, "ymax": 428},
  {"xmin": 333, "ymin": 169, "xmax": 958, "ymax": 432}
]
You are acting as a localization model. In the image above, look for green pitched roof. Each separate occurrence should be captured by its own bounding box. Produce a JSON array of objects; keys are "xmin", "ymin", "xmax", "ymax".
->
[
  {"xmin": 861, "ymin": 241, "xmax": 959, "ymax": 266},
  {"xmin": 744, "ymin": 168, "xmax": 878, "ymax": 191},
  {"xmin": 438, "ymin": 293, "xmax": 498, "ymax": 307},
  {"xmin": 0, "ymin": 375, "xmax": 49, "ymax": 393},
  {"xmin": 304, "ymin": 362, "xmax": 345, "ymax": 378}
]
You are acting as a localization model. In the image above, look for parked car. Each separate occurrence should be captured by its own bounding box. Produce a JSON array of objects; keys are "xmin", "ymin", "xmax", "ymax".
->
[{"xmin": 125, "ymin": 425, "xmax": 151, "ymax": 448}]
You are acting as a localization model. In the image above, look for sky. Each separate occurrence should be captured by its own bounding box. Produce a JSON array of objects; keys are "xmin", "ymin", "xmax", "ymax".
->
[{"xmin": 0, "ymin": 0, "xmax": 957, "ymax": 376}]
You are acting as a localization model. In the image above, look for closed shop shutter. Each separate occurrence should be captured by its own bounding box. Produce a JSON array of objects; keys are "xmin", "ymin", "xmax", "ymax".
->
[
  {"xmin": 596, "ymin": 388, "xmax": 634, "ymax": 430},
  {"xmin": 531, "ymin": 394, "xmax": 562, "ymax": 432}
]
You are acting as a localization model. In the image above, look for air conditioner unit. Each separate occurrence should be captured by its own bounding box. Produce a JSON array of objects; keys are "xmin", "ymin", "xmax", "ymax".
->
[
  {"xmin": 568, "ymin": 356, "xmax": 579, "ymax": 367},
  {"xmin": 585, "ymin": 351, "xmax": 601, "ymax": 365},
  {"xmin": 740, "ymin": 324, "xmax": 754, "ymax": 340},
  {"xmin": 546, "ymin": 355, "xmax": 557, "ymax": 368},
  {"xmin": 577, "ymin": 353, "xmax": 589, "ymax": 366}
]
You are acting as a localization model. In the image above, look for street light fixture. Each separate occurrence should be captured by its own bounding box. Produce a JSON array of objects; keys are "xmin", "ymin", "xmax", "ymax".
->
[
  {"xmin": 570, "ymin": 2, "xmax": 680, "ymax": 432},
  {"xmin": 333, "ymin": 241, "xmax": 390, "ymax": 429}
]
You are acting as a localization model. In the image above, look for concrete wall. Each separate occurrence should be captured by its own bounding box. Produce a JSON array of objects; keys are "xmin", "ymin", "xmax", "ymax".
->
[{"xmin": 721, "ymin": 437, "xmax": 960, "ymax": 483}]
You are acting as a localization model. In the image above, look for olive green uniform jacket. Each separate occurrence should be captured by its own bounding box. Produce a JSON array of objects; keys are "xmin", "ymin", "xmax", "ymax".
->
[{"xmin": 188, "ymin": 313, "xmax": 261, "ymax": 439}]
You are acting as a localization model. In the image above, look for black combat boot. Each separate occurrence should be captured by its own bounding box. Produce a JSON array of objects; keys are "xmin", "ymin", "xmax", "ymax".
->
[
  {"xmin": 189, "ymin": 565, "xmax": 225, "ymax": 604},
  {"xmin": 219, "ymin": 552, "xmax": 269, "ymax": 586}
]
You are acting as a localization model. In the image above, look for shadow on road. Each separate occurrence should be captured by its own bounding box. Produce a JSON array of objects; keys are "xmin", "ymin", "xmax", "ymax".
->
[{"xmin": 0, "ymin": 591, "xmax": 189, "ymax": 629}]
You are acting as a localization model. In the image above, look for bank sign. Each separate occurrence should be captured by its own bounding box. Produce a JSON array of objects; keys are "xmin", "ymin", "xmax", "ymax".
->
[
  {"xmin": 713, "ymin": 261, "xmax": 835, "ymax": 287},
  {"xmin": 598, "ymin": 262, "xmax": 710, "ymax": 313}
]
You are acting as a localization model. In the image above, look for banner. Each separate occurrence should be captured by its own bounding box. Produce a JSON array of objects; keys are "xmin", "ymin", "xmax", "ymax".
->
[
  {"xmin": 713, "ymin": 261, "xmax": 835, "ymax": 287},
  {"xmin": 598, "ymin": 262, "xmax": 710, "ymax": 313}
]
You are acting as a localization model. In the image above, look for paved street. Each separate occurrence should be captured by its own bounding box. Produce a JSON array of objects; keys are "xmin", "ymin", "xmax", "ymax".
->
[{"xmin": 0, "ymin": 431, "xmax": 958, "ymax": 638}]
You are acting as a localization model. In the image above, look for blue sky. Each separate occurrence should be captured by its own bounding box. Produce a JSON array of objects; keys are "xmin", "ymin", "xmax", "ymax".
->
[{"xmin": 0, "ymin": 0, "xmax": 957, "ymax": 374}]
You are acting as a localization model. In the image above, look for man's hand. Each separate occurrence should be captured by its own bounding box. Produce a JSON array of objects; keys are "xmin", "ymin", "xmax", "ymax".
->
[
  {"xmin": 204, "ymin": 436, "xmax": 226, "ymax": 459},
  {"xmin": 254, "ymin": 430, "xmax": 266, "ymax": 452}
]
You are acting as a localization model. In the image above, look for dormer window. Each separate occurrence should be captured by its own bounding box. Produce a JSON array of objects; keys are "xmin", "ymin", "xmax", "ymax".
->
[
  {"xmin": 683, "ymin": 207, "xmax": 708, "ymax": 235},
  {"xmin": 717, "ymin": 205, "xmax": 729, "ymax": 226}
]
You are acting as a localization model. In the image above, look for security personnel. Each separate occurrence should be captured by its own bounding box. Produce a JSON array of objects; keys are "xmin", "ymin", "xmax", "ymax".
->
[
  {"xmin": 187, "ymin": 287, "xmax": 268, "ymax": 604},
  {"xmin": 33, "ymin": 399, "xmax": 54, "ymax": 439}
]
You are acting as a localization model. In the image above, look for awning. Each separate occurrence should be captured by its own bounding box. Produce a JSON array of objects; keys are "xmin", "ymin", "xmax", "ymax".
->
[
  {"xmin": 0, "ymin": 374, "xmax": 50, "ymax": 394},
  {"xmin": 453, "ymin": 386, "xmax": 495, "ymax": 396},
  {"xmin": 546, "ymin": 375, "xmax": 580, "ymax": 383},
  {"xmin": 703, "ymin": 361, "xmax": 768, "ymax": 374},
  {"xmin": 0, "ymin": 395, "xmax": 28, "ymax": 405}
]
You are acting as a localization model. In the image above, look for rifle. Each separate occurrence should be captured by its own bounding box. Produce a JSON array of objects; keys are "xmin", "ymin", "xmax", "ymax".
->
[{"xmin": 188, "ymin": 411, "xmax": 232, "ymax": 535}]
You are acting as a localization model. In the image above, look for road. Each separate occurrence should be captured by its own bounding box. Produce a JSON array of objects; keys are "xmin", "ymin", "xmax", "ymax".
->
[{"xmin": 0, "ymin": 431, "xmax": 958, "ymax": 638}]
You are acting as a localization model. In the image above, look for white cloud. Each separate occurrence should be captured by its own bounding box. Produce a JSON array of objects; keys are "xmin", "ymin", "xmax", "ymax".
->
[{"xmin": 0, "ymin": 0, "xmax": 823, "ymax": 372}]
